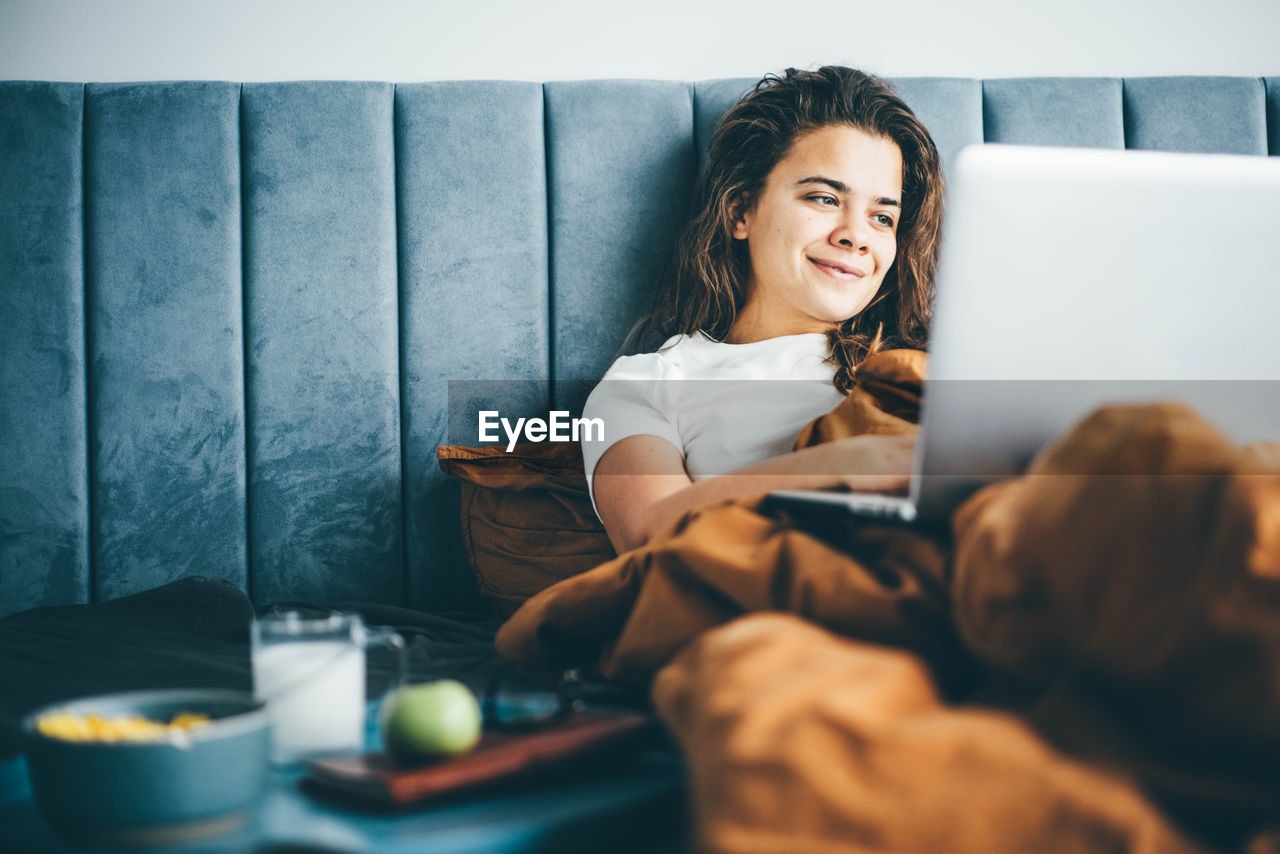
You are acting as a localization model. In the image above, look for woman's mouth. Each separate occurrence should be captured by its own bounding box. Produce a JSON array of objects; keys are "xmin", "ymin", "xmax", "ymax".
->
[{"xmin": 809, "ymin": 257, "xmax": 866, "ymax": 281}]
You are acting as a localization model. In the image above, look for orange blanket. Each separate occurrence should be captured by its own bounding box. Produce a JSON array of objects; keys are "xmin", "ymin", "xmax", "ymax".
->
[{"xmin": 496, "ymin": 351, "xmax": 1280, "ymax": 853}]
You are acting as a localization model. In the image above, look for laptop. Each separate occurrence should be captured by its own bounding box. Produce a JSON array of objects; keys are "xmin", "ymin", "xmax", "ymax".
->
[{"xmin": 767, "ymin": 143, "xmax": 1280, "ymax": 523}]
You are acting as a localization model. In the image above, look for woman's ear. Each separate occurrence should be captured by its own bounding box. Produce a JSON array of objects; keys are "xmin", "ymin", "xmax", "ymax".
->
[{"xmin": 728, "ymin": 195, "xmax": 752, "ymax": 240}]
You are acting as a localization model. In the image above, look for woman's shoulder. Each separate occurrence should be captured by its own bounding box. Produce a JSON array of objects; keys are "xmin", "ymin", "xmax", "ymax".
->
[
  {"xmin": 608, "ymin": 330, "xmax": 837, "ymax": 380},
  {"xmin": 598, "ymin": 332, "xmax": 704, "ymax": 381},
  {"xmin": 682, "ymin": 331, "xmax": 834, "ymax": 380},
  {"xmin": 600, "ymin": 330, "xmax": 837, "ymax": 382}
]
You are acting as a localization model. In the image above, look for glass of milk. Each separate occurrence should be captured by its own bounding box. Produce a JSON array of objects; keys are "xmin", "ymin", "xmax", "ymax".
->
[{"xmin": 251, "ymin": 610, "xmax": 404, "ymax": 765}]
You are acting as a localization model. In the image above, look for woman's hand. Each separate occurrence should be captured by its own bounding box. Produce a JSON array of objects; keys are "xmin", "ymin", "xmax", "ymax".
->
[
  {"xmin": 803, "ymin": 434, "xmax": 915, "ymax": 494},
  {"xmin": 593, "ymin": 433, "xmax": 917, "ymax": 553}
]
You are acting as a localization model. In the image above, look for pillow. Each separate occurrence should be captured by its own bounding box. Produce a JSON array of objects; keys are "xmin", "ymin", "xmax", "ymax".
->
[{"xmin": 437, "ymin": 442, "xmax": 615, "ymax": 616}]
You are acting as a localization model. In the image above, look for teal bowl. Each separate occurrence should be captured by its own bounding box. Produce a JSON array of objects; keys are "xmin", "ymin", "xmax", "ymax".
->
[{"xmin": 21, "ymin": 688, "xmax": 269, "ymax": 845}]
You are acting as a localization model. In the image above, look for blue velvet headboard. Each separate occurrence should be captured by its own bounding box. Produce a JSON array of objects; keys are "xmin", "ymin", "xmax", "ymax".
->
[{"xmin": 2, "ymin": 76, "xmax": 1278, "ymax": 619}]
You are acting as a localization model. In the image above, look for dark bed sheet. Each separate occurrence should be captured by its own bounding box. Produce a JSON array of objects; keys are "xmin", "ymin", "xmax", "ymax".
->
[{"xmin": 0, "ymin": 576, "xmax": 510, "ymax": 759}]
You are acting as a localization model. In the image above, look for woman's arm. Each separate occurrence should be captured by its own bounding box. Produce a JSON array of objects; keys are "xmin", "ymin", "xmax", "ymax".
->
[{"xmin": 593, "ymin": 433, "xmax": 915, "ymax": 553}]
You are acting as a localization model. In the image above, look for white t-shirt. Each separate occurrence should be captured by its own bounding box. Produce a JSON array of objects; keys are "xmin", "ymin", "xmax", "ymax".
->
[{"xmin": 581, "ymin": 331, "xmax": 846, "ymax": 510}]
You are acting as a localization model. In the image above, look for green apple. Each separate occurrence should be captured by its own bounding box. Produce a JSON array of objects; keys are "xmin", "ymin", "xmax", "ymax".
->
[{"xmin": 382, "ymin": 680, "xmax": 483, "ymax": 759}]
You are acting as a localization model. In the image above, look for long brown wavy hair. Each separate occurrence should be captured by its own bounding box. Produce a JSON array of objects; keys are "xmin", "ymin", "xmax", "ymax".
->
[{"xmin": 632, "ymin": 66, "xmax": 944, "ymax": 393}]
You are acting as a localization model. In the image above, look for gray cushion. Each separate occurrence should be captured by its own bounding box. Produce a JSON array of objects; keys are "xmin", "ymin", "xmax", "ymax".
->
[
  {"xmin": 890, "ymin": 77, "xmax": 985, "ymax": 176},
  {"xmin": 1267, "ymin": 77, "xmax": 1280, "ymax": 156},
  {"xmin": 1124, "ymin": 76, "xmax": 1267, "ymax": 154},
  {"xmin": 983, "ymin": 78, "xmax": 1124, "ymax": 149},
  {"xmin": 693, "ymin": 77, "xmax": 756, "ymax": 168},
  {"xmin": 241, "ymin": 82, "xmax": 402, "ymax": 605},
  {"xmin": 545, "ymin": 80, "xmax": 697, "ymax": 405},
  {"xmin": 0, "ymin": 82, "xmax": 88, "ymax": 615},
  {"xmin": 86, "ymin": 82, "xmax": 247, "ymax": 601},
  {"xmin": 396, "ymin": 81, "xmax": 549, "ymax": 611}
]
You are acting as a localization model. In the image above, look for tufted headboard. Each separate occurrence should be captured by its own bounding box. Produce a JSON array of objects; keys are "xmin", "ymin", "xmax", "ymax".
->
[{"xmin": 2, "ymin": 76, "xmax": 1278, "ymax": 619}]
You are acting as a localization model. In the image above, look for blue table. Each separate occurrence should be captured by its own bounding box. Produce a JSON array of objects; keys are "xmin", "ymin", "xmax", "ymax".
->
[{"xmin": 1, "ymin": 737, "xmax": 689, "ymax": 853}]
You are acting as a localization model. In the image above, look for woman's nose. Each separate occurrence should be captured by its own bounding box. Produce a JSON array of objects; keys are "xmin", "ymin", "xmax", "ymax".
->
[{"xmin": 833, "ymin": 217, "xmax": 870, "ymax": 251}]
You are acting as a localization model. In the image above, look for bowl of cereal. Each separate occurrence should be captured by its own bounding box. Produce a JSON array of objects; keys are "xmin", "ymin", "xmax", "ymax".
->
[{"xmin": 21, "ymin": 688, "xmax": 269, "ymax": 844}]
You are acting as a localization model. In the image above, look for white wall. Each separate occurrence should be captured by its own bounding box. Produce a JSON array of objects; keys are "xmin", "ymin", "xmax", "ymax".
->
[{"xmin": 1, "ymin": 0, "xmax": 1277, "ymax": 82}]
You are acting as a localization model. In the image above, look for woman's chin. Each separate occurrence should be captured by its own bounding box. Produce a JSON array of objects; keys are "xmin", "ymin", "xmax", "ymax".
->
[
  {"xmin": 806, "ymin": 286, "xmax": 877, "ymax": 326},
  {"xmin": 812, "ymin": 303, "xmax": 873, "ymax": 327}
]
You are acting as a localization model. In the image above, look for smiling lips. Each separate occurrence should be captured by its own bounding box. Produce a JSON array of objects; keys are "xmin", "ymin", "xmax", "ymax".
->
[{"xmin": 809, "ymin": 257, "xmax": 867, "ymax": 280}]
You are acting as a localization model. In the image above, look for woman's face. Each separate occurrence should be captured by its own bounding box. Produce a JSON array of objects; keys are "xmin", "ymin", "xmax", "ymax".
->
[{"xmin": 730, "ymin": 124, "xmax": 903, "ymax": 341}]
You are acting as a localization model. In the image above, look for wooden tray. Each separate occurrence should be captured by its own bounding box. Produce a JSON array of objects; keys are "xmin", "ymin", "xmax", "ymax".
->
[{"xmin": 304, "ymin": 711, "xmax": 658, "ymax": 808}]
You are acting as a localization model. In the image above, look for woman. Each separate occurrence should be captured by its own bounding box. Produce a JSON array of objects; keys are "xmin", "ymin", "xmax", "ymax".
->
[{"xmin": 584, "ymin": 66, "xmax": 945, "ymax": 553}]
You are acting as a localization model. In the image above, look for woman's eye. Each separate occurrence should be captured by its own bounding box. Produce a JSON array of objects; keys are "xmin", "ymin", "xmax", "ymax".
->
[
  {"xmin": 807, "ymin": 194, "xmax": 838, "ymax": 207},
  {"xmin": 874, "ymin": 213, "xmax": 896, "ymax": 227}
]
